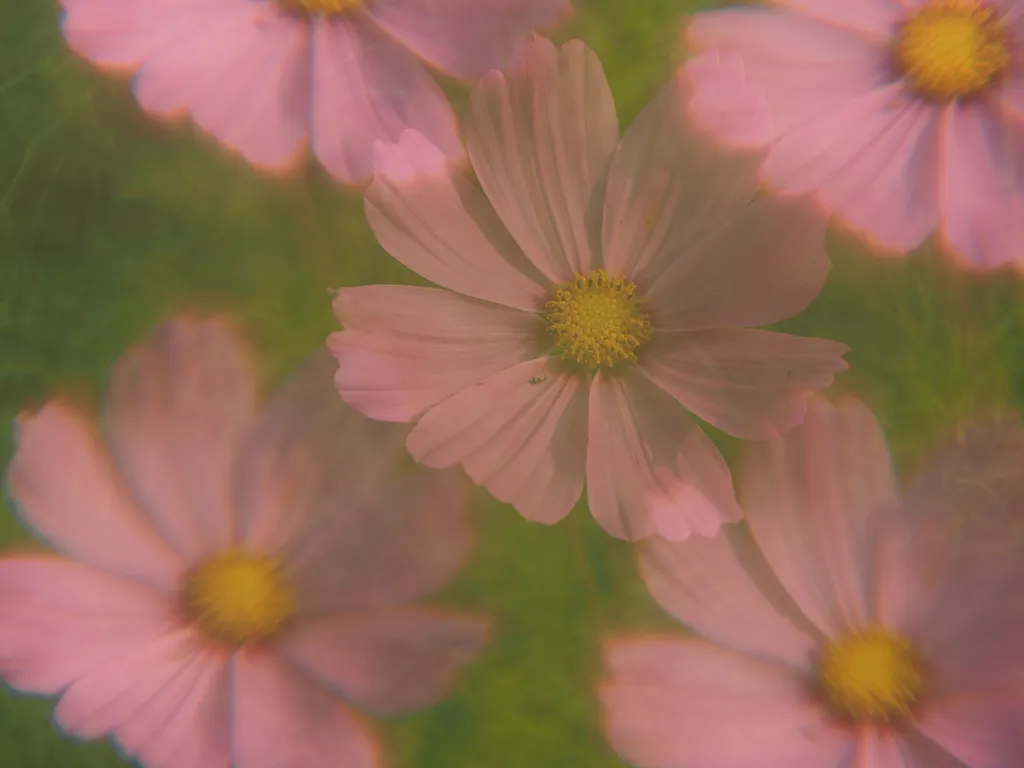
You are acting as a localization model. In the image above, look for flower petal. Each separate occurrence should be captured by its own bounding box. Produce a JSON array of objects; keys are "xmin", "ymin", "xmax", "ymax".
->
[
  {"xmin": 599, "ymin": 638, "xmax": 853, "ymax": 768},
  {"xmin": 852, "ymin": 728, "xmax": 965, "ymax": 768},
  {"xmin": 61, "ymin": 0, "xmax": 241, "ymax": 70},
  {"xmin": 281, "ymin": 468, "xmax": 472, "ymax": 614},
  {"xmin": 915, "ymin": 688, "xmax": 1024, "ymax": 768},
  {"xmin": 586, "ymin": 371, "xmax": 742, "ymax": 542},
  {"xmin": 641, "ymin": 193, "xmax": 830, "ymax": 330},
  {"xmin": 54, "ymin": 629, "xmax": 230, "ymax": 768},
  {"xmin": 641, "ymin": 329, "xmax": 849, "ymax": 441},
  {"xmin": 682, "ymin": 50, "xmax": 776, "ymax": 150},
  {"xmin": 407, "ymin": 358, "xmax": 588, "ymax": 525},
  {"xmin": 764, "ymin": 82, "xmax": 942, "ymax": 253},
  {"xmin": 278, "ymin": 607, "xmax": 488, "ymax": 714},
  {"xmin": 0, "ymin": 556, "xmax": 180, "ymax": 695},
  {"xmin": 310, "ymin": 15, "xmax": 461, "ymax": 184},
  {"xmin": 365, "ymin": 144, "xmax": 552, "ymax": 310},
  {"xmin": 6, "ymin": 404, "xmax": 184, "ymax": 587},
  {"xmin": 772, "ymin": 0, "xmax": 905, "ymax": 39},
  {"xmin": 232, "ymin": 352, "xmax": 472, "ymax": 612},
  {"xmin": 330, "ymin": 286, "xmax": 544, "ymax": 422},
  {"xmin": 738, "ymin": 397, "xmax": 900, "ymax": 637},
  {"xmin": 686, "ymin": 8, "xmax": 888, "ymax": 136},
  {"xmin": 600, "ymin": 67, "xmax": 763, "ymax": 284},
  {"xmin": 638, "ymin": 529, "xmax": 822, "ymax": 669},
  {"xmin": 366, "ymin": 0, "xmax": 569, "ymax": 79},
  {"xmin": 233, "ymin": 349, "xmax": 409, "ymax": 553},
  {"xmin": 132, "ymin": 6, "xmax": 311, "ymax": 172},
  {"xmin": 105, "ymin": 317, "xmax": 256, "ymax": 560},
  {"xmin": 938, "ymin": 100, "xmax": 1024, "ymax": 271},
  {"xmin": 231, "ymin": 650, "xmax": 380, "ymax": 768},
  {"xmin": 465, "ymin": 35, "xmax": 619, "ymax": 282}
]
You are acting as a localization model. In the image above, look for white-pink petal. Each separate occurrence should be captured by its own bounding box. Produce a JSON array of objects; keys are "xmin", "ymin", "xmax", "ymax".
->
[
  {"xmin": 465, "ymin": 35, "xmax": 619, "ymax": 282},
  {"xmin": 641, "ymin": 329, "xmax": 849, "ymax": 440},
  {"xmin": 366, "ymin": 0, "xmax": 570, "ymax": 79},
  {"xmin": 6, "ymin": 404, "xmax": 184, "ymax": 588},
  {"xmin": 231, "ymin": 650, "xmax": 380, "ymax": 768},
  {"xmin": 310, "ymin": 15, "xmax": 461, "ymax": 184},
  {"xmin": 330, "ymin": 286, "xmax": 544, "ymax": 422},
  {"xmin": 600, "ymin": 638, "xmax": 854, "ymax": 768},
  {"xmin": 738, "ymin": 397, "xmax": 900, "ymax": 637},
  {"xmin": 0, "ymin": 556, "xmax": 180, "ymax": 695},
  {"xmin": 585, "ymin": 371, "xmax": 742, "ymax": 542},
  {"xmin": 55, "ymin": 630, "xmax": 230, "ymax": 768},
  {"xmin": 407, "ymin": 358, "xmax": 588, "ymax": 525},
  {"xmin": 105, "ymin": 317, "xmax": 256, "ymax": 560},
  {"xmin": 638, "ymin": 530, "xmax": 822, "ymax": 669},
  {"xmin": 133, "ymin": 5, "xmax": 311, "ymax": 171},
  {"xmin": 278, "ymin": 607, "xmax": 488, "ymax": 714},
  {"xmin": 364, "ymin": 155, "xmax": 551, "ymax": 310}
]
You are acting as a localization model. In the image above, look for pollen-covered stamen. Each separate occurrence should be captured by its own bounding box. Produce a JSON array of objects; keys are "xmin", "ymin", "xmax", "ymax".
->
[
  {"xmin": 545, "ymin": 269, "xmax": 652, "ymax": 369},
  {"xmin": 182, "ymin": 549, "xmax": 296, "ymax": 647},
  {"xmin": 818, "ymin": 625, "xmax": 926, "ymax": 724},
  {"xmin": 896, "ymin": 0, "xmax": 1009, "ymax": 100},
  {"xmin": 283, "ymin": 0, "xmax": 363, "ymax": 16}
]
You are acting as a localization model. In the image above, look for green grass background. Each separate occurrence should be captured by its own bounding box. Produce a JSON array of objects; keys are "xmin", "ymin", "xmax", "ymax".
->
[{"xmin": 1, "ymin": 0, "xmax": 1023, "ymax": 765}]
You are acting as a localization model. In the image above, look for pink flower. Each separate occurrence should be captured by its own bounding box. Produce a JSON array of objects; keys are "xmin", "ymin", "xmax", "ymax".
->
[
  {"xmin": 684, "ymin": 0, "xmax": 1024, "ymax": 270},
  {"xmin": 600, "ymin": 397, "xmax": 1024, "ymax": 767},
  {"xmin": 0, "ymin": 317, "xmax": 487, "ymax": 768},
  {"xmin": 328, "ymin": 35, "xmax": 850, "ymax": 542},
  {"xmin": 59, "ymin": 0, "xmax": 568, "ymax": 183}
]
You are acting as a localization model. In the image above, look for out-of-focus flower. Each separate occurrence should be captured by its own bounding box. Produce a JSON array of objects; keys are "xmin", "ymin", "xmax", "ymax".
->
[
  {"xmin": 684, "ymin": 0, "xmax": 1024, "ymax": 270},
  {"xmin": 329, "ymin": 35, "xmax": 849, "ymax": 542},
  {"xmin": 59, "ymin": 0, "xmax": 569, "ymax": 183},
  {"xmin": 600, "ymin": 397, "xmax": 1024, "ymax": 767},
  {"xmin": 0, "ymin": 317, "xmax": 487, "ymax": 768}
]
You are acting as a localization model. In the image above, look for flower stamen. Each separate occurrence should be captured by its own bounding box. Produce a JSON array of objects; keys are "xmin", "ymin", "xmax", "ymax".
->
[
  {"xmin": 818, "ymin": 625, "xmax": 925, "ymax": 724},
  {"xmin": 545, "ymin": 269, "xmax": 652, "ymax": 369},
  {"xmin": 182, "ymin": 549, "xmax": 295, "ymax": 647},
  {"xmin": 896, "ymin": 0, "xmax": 1009, "ymax": 100}
]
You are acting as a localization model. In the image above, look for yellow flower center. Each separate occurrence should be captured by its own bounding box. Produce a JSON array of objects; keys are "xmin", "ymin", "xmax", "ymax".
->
[
  {"xmin": 182, "ymin": 549, "xmax": 296, "ymax": 647},
  {"xmin": 283, "ymin": 0, "xmax": 363, "ymax": 16},
  {"xmin": 545, "ymin": 269, "xmax": 652, "ymax": 369},
  {"xmin": 896, "ymin": 0, "xmax": 1010, "ymax": 100},
  {"xmin": 818, "ymin": 625, "xmax": 926, "ymax": 724}
]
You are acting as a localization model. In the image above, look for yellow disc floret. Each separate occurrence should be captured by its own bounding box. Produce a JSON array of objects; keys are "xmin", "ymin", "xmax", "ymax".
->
[
  {"xmin": 545, "ymin": 269, "xmax": 652, "ymax": 369},
  {"xmin": 284, "ymin": 0, "xmax": 362, "ymax": 15},
  {"xmin": 896, "ymin": 0, "xmax": 1010, "ymax": 100},
  {"xmin": 818, "ymin": 625, "xmax": 926, "ymax": 724},
  {"xmin": 182, "ymin": 549, "xmax": 296, "ymax": 647}
]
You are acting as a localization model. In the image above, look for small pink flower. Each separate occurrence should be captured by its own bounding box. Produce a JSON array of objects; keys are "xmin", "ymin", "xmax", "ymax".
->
[
  {"xmin": 684, "ymin": 0, "xmax": 1024, "ymax": 270},
  {"xmin": 59, "ymin": 0, "xmax": 568, "ymax": 183},
  {"xmin": 328, "ymin": 35, "xmax": 849, "ymax": 542},
  {"xmin": 0, "ymin": 317, "xmax": 487, "ymax": 768},
  {"xmin": 600, "ymin": 397, "xmax": 1024, "ymax": 767}
]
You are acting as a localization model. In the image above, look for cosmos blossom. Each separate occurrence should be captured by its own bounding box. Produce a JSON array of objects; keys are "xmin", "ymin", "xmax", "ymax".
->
[
  {"xmin": 600, "ymin": 397, "xmax": 1024, "ymax": 767},
  {"xmin": 58, "ymin": 0, "xmax": 568, "ymax": 183},
  {"xmin": 0, "ymin": 318, "xmax": 487, "ymax": 768},
  {"xmin": 328, "ymin": 35, "xmax": 849, "ymax": 542},
  {"xmin": 684, "ymin": 0, "xmax": 1024, "ymax": 270}
]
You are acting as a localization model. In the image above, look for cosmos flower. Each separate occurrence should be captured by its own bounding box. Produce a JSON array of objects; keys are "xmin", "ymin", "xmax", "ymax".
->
[
  {"xmin": 684, "ymin": 0, "xmax": 1024, "ymax": 270},
  {"xmin": 328, "ymin": 35, "xmax": 849, "ymax": 542},
  {"xmin": 0, "ymin": 318, "xmax": 487, "ymax": 768},
  {"xmin": 58, "ymin": 0, "xmax": 568, "ymax": 183},
  {"xmin": 600, "ymin": 397, "xmax": 1024, "ymax": 767}
]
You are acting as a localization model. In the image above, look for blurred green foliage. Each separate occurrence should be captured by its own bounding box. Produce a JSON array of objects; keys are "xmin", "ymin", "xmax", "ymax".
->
[{"xmin": 1, "ymin": 0, "xmax": 1023, "ymax": 765}]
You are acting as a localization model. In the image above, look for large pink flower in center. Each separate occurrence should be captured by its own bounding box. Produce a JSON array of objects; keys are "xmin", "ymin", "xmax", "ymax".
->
[
  {"xmin": 685, "ymin": 0, "xmax": 1024, "ymax": 270},
  {"xmin": 329, "ymin": 36, "xmax": 850, "ymax": 541},
  {"xmin": 0, "ymin": 318, "xmax": 487, "ymax": 768},
  {"xmin": 59, "ymin": 0, "xmax": 568, "ymax": 182}
]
